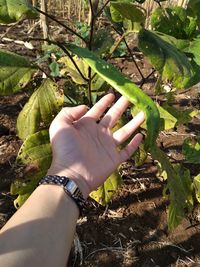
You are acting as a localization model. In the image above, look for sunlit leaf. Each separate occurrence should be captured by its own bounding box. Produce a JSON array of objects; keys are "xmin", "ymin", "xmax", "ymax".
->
[
  {"xmin": 0, "ymin": 49, "xmax": 36, "ymax": 95},
  {"xmin": 151, "ymin": 7, "xmax": 197, "ymax": 39},
  {"xmin": 11, "ymin": 130, "xmax": 52, "ymax": 208},
  {"xmin": 182, "ymin": 138, "xmax": 200, "ymax": 164},
  {"xmin": 17, "ymin": 79, "xmax": 64, "ymax": 140},
  {"xmin": 65, "ymin": 43, "xmax": 160, "ymax": 150},
  {"xmin": 0, "ymin": 0, "xmax": 38, "ymax": 24},
  {"xmin": 138, "ymin": 29, "xmax": 199, "ymax": 88},
  {"xmin": 193, "ymin": 173, "xmax": 200, "ymax": 202},
  {"xmin": 110, "ymin": 1, "xmax": 145, "ymax": 23},
  {"xmin": 90, "ymin": 170, "xmax": 122, "ymax": 205}
]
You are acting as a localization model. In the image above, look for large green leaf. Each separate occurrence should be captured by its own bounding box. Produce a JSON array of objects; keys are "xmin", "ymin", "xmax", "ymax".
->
[
  {"xmin": 183, "ymin": 38, "xmax": 200, "ymax": 66},
  {"xmin": 65, "ymin": 43, "xmax": 160, "ymax": 150},
  {"xmin": 163, "ymin": 103, "xmax": 198, "ymax": 125},
  {"xmin": 90, "ymin": 170, "xmax": 122, "ymax": 205},
  {"xmin": 17, "ymin": 79, "xmax": 64, "ymax": 140},
  {"xmin": 0, "ymin": 0, "xmax": 38, "ymax": 24},
  {"xmin": 188, "ymin": 0, "xmax": 200, "ymax": 27},
  {"xmin": 193, "ymin": 173, "xmax": 200, "ymax": 202},
  {"xmin": 110, "ymin": 1, "xmax": 145, "ymax": 23},
  {"xmin": 151, "ymin": 7, "xmax": 197, "ymax": 39},
  {"xmin": 182, "ymin": 138, "xmax": 200, "ymax": 164},
  {"xmin": 0, "ymin": 49, "xmax": 36, "ymax": 95},
  {"xmin": 151, "ymin": 146, "xmax": 193, "ymax": 230},
  {"xmin": 138, "ymin": 29, "xmax": 198, "ymax": 89},
  {"xmin": 11, "ymin": 130, "xmax": 52, "ymax": 208}
]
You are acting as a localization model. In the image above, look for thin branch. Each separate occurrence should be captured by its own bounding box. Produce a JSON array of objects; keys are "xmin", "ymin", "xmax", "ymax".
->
[
  {"xmin": 96, "ymin": 0, "xmax": 110, "ymax": 18},
  {"xmin": 140, "ymin": 69, "xmax": 156, "ymax": 87},
  {"xmin": 28, "ymin": 37, "xmax": 89, "ymax": 82},
  {"xmin": 113, "ymin": 27, "xmax": 145, "ymax": 81},
  {"xmin": 87, "ymin": 0, "xmax": 96, "ymax": 107},
  {"xmin": 123, "ymin": 37, "xmax": 145, "ymax": 81},
  {"xmin": 35, "ymin": 7, "xmax": 87, "ymax": 44}
]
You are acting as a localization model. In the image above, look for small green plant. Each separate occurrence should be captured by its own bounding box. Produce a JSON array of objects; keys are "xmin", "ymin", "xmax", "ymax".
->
[{"xmin": 0, "ymin": 0, "xmax": 200, "ymax": 229}]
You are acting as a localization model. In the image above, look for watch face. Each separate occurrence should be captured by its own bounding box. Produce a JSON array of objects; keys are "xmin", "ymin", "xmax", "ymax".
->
[{"xmin": 65, "ymin": 180, "xmax": 82, "ymax": 197}]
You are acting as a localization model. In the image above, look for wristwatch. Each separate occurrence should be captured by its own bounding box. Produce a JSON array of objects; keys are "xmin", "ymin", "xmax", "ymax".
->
[{"xmin": 39, "ymin": 175, "xmax": 86, "ymax": 215}]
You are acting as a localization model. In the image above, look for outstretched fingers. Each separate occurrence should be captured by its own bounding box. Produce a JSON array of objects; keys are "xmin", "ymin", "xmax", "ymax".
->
[
  {"xmin": 83, "ymin": 93, "xmax": 115, "ymax": 121},
  {"xmin": 119, "ymin": 133, "xmax": 143, "ymax": 163},
  {"xmin": 113, "ymin": 111, "xmax": 145, "ymax": 145},
  {"xmin": 100, "ymin": 96, "xmax": 130, "ymax": 128}
]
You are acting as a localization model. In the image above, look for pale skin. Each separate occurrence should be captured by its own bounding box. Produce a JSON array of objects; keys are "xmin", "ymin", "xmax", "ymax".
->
[{"xmin": 0, "ymin": 94, "xmax": 145, "ymax": 267}]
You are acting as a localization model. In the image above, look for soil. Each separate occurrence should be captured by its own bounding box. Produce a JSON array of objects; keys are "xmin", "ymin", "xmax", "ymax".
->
[{"xmin": 1, "ymin": 21, "xmax": 200, "ymax": 267}]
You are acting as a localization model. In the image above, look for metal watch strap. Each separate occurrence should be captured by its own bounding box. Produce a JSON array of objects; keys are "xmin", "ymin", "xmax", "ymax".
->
[{"xmin": 39, "ymin": 175, "xmax": 86, "ymax": 215}]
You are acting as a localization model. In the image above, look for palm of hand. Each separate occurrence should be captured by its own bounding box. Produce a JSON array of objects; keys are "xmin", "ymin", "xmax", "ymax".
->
[{"xmin": 48, "ymin": 94, "xmax": 144, "ymax": 197}]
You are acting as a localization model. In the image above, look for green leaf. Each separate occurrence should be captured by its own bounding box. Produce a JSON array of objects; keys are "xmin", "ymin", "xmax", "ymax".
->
[
  {"xmin": 49, "ymin": 62, "xmax": 60, "ymax": 77},
  {"xmin": 65, "ymin": 43, "xmax": 160, "ymax": 150},
  {"xmin": 90, "ymin": 170, "xmax": 122, "ymax": 205},
  {"xmin": 131, "ymin": 103, "xmax": 177, "ymax": 130},
  {"xmin": 17, "ymin": 79, "xmax": 64, "ymax": 140},
  {"xmin": 59, "ymin": 56, "xmax": 88, "ymax": 84},
  {"xmin": 93, "ymin": 27, "xmax": 114, "ymax": 56},
  {"xmin": 151, "ymin": 146, "xmax": 193, "ymax": 230},
  {"xmin": 14, "ymin": 193, "xmax": 30, "ymax": 209},
  {"xmin": 110, "ymin": 1, "xmax": 145, "ymax": 23},
  {"xmin": 183, "ymin": 38, "xmax": 200, "ymax": 66},
  {"xmin": 163, "ymin": 103, "xmax": 198, "ymax": 125},
  {"xmin": 0, "ymin": 49, "xmax": 36, "ymax": 95},
  {"xmin": 138, "ymin": 29, "xmax": 198, "ymax": 89},
  {"xmin": 151, "ymin": 7, "xmax": 197, "ymax": 39},
  {"xmin": 188, "ymin": 0, "xmax": 200, "ymax": 27},
  {"xmin": 193, "ymin": 173, "xmax": 200, "ymax": 202},
  {"xmin": 0, "ymin": 0, "xmax": 38, "ymax": 24},
  {"xmin": 182, "ymin": 138, "xmax": 200, "ymax": 164},
  {"xmin": 11, "ymin": 130, "xmax": 52, "ymax": 206}
]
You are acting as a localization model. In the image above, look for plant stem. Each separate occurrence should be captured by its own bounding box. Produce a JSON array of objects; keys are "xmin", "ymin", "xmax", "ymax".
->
[
  {"xmin": 35, "ymin": 7, "xmax": 87, "ymax": 45},
  {"xmin": 113, "ymin": 27, "xmax": 145, "ymax": 82},
  {"xmin": 123, "ymin": 37, "xmax": 145, "ymax": 81},
  {"xmin": 95, "ymin": 0, "xmax": 110, "ymax": 18},
  {"xmin": 140, "ymin": 69, "xmax": 156, "ymax": 87},
  {"xmin": 87, "ymin": 0, "xmax": 97, "ymax": 107}
]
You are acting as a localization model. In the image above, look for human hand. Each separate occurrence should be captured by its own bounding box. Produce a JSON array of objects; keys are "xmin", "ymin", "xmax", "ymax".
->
[{"xmin": 47, "ymin": 94, "xmax": 145, "ymax": 198}]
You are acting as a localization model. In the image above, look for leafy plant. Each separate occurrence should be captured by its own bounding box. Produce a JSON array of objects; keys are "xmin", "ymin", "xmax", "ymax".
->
[{"xmin": 0, "ymin": 0, "xmax": 200, "ymax": 229}]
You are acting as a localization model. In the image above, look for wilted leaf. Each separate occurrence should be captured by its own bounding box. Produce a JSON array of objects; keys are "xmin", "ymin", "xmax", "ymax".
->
[
  {"xmin": 17, "ymin": 79, "xmax": 64, "ymax": 140},
  {"xmin": 151, "ymin": 146, "xmax": 193, "ymax": 230},
  {"xmin": 183, "ymin": 138, "xmax": 200, "ymax": 164},
  {"xmin": 0, "ymin": 0, "xmax": 38, "ymax": 24},
  {"xmin": 151, "ymin": 7, "xmax": 197, "ymax": 39},
  {"xmin": 138, "ymin": 29, "xmax": 198, "ymax": 88},
  {"xmin": 11, "ymin": 130, "xmax": 52, "ymax": 208},
  {"xmin": 0, "ymin": 49, "xmax": 36, "ymax": 95},
  {"xmin": 59, "ymin": 56, "xmax": 88, "ymax": 84},
  {"xmin": 90, "ymin": 170, "xmax": 122, "ymax": 205},
  {"xmin": 193, "ymin": 173, "xmax": 200, "ymax": 202}
]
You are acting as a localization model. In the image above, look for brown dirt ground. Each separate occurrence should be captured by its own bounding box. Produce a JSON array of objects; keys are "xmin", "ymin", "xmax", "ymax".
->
[{"xmin": 1, "ymin": 21, "xmax": 200, "ymax": 267}]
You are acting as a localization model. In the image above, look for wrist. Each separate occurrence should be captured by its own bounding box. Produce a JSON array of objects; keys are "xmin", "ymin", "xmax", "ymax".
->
[{"xmin": 47, "ymin": 166, "xmax": 90, "ymax": 199}]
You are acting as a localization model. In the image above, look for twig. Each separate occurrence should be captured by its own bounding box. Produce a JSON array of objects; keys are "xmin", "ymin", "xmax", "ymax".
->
[
  {"xmin": 96, "ymin": 0, "xmax": 110, "ymax": 18},
  {"xmin": 28, "ymin": 37, "xmax": 89, "ymax": 82},
  {"xmin": 35, "ymin": 7, "xmax": 87, "ymax": 44}
]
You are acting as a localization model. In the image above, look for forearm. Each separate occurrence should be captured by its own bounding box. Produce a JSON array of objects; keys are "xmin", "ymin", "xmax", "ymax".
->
[{"xmin": 0, "ymin": 185, "xmax": 79, "ymax": 267}]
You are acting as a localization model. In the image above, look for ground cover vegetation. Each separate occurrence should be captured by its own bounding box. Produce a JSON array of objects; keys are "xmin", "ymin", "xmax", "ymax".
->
[{"xmin": 0, "ymin": 0, "xmax": 200, "ymax": 235}]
